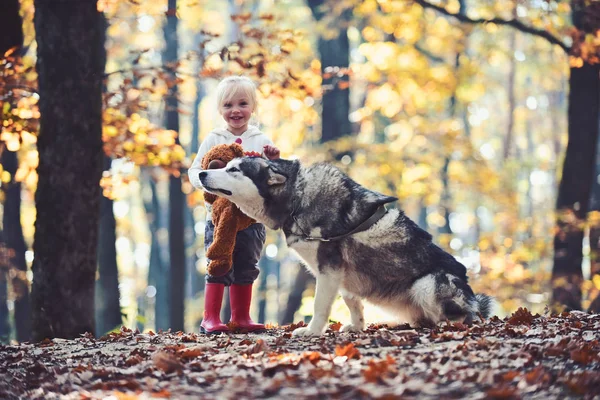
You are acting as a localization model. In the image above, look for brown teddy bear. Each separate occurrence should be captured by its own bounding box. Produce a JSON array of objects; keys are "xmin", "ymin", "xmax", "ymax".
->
[{"xmin": 201, "ymin": 143, "xmax": 257, "ymax": 277}]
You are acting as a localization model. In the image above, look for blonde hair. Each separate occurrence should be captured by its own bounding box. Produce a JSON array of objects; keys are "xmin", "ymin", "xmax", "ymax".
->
[{"xmin": 216, "ymin": 76, "xmax": 258, "ymax": 114}]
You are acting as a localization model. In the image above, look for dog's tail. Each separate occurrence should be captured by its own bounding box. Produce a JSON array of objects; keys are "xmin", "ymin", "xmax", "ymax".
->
[{"xmin": 474, "ymin": 293, "xmax": 497, "ymax": 319}]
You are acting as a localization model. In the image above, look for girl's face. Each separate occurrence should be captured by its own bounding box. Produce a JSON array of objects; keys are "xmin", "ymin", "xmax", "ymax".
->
[{"xmin": 219, "ymin": 92, "xmax": 254, "ymax": 135}]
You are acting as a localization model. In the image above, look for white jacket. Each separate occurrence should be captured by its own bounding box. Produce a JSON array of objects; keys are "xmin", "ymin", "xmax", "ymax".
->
[{"xmin": 188, "ymin": 125, "xmax": 274, "ymax": 191}]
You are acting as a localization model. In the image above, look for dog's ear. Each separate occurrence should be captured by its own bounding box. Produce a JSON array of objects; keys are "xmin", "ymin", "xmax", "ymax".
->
[
  {"xmin": 376, "ymin": 194, "xmax": 397, "ymax": 206},
  {"xmin": 364, "ymin": 189, "xmax": 397, "ymax": 206},
  {"xmin": 267, "ymin": 167, "xmax": 286, "ymax": 186}
]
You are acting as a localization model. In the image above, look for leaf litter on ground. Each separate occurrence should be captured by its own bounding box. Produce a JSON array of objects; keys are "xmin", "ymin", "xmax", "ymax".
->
[{"xmin": 1, "ymin": 308, "xmax": 599, "ymax": 399}]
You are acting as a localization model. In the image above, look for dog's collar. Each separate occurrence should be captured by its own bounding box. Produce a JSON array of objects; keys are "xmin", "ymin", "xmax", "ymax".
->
[{"xmin": 291, "ymin": 205, "xmax": 388, "ymax": 242}]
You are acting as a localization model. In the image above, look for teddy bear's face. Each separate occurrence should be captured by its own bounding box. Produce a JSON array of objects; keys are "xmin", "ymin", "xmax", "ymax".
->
[
  {"xmin": 201, "ymin": 143, "xmax": 245, "ymax": 170},
  {"xmin": 208, "ymin": 159, "xmax": 226, "ymax": 169}
]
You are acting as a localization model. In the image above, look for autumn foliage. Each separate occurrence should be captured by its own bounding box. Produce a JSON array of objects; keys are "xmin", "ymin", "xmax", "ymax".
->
[{"xmin": 1, "ymin": 310, "xmax": 599, "ymax": 398}]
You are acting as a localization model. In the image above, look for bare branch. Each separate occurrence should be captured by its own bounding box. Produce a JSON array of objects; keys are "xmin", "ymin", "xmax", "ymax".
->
[
  {"xmin": 103, "ymin": 66, "xmax": 197, "ymax": 79},
  {"xmin": 413, "ymin": 0, "xmax": 571, "ymax": 54},
  {"xmin": 1, "ymin": 84, "xmax": 38, "ymax": 95}
]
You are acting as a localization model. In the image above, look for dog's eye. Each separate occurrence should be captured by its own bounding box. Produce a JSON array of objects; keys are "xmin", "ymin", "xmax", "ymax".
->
[{"xmin": 227, "ymin": 167, "xmax": 240, "ymax": 173}]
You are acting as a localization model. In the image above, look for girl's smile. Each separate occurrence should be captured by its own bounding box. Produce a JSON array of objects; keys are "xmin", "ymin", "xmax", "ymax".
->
[{"xmin": 220, "ymin": 94, "xmax": 253, "ymax": 135}]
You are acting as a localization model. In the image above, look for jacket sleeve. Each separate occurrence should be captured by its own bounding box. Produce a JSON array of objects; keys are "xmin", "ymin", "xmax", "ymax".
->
[
  {"xmin": 263, "ymin": 134, "xmax": 274, "ymax": 147},
  {"xmin": 188, "ymin": 136, "xmax": 214, "ymax": 190},
  {"xmin": 259, "ymin": 134, "xmax": 274, "ymax": 153}
]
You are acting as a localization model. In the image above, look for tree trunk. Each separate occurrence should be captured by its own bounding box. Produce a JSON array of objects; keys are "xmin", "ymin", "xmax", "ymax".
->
[
  {"xmin": 95, "ymin": 156, "xmax": 122, "ymax": 335},
  {"xmin": 257, "ymin": 258, "xmax": 269, "ymax": 324},
  {"xmin": 141, "ymin": 169, "xmax": 170, "ymax": 331},
  {"xmin": 31, "ymin": 0, "xmax": 105, "ymax": 341},
  {"xmin": 307, "ymin": 0, "xmax": 351, "ymax": 142},
  {"xmin": 164, "ymin": 0, "xmax": 185, "ymax": 332},
  {"xmin": 0, "ymin": 0, "xmax": 30, "ymax": 343},
  {"xmin": 280, "ymin": 265, "xmax": 314, "ymax": 324},
  {"xmin": 552, "ymin": 62, "xmax": 600, "ymax": 311},
  {"xmin": 0, "ymin": 237, "xmax": 9, "ymax": 341},
  {"xmin": 502, "ymin": 9, "xmax": 518, "ymax": 161},
  {"xmin": 1, "ymin": 150, "xmax": 31, "ymax": 342},
  {"xmin": 587, "ymin": 95, "xmax": 600, "ymax": 313},
  {"xmin": 438, "ymin": 157, "xmax": 452, "ymax": 235},
  {"xmin": 187, "ymin": 61, "xmax": 205, "ymax": 300},
  {"xmin": 0, "ymin": 0, "xmax": 24, "ymax": 55}
]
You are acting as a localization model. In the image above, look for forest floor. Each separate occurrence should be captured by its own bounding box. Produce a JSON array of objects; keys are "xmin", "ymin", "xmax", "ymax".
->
[{"xmin": 1, "ymin": 309, "xmax": 599, "ymax": 399}]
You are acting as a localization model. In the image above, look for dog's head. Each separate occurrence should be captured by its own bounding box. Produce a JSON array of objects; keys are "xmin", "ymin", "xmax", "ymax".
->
[{"xmin": 198, "ymin": 157, "xmax": 298, "ymax": 229}]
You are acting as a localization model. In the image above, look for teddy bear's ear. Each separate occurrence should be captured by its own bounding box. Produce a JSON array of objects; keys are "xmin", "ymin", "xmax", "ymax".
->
[{"xmin": 231, "ymin": 143, "xmax": 245, "ymax": 157}]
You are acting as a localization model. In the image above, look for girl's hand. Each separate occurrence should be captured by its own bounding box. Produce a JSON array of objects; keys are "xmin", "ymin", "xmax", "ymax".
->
[{"xmin": 263, "ymin": 145, "xmax": 280, "ymax": 160}]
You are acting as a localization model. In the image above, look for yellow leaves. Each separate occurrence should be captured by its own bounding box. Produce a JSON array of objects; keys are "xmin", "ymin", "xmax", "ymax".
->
[
  {"xmin": 456, "ymin": 82, "xmax": 486, "ymax": 103},
  {"xmin": 103, "ymin": 125, "xmax": 119, "ymax": 138},
  {"xmin": 402, "ymin": 163, "xmax": 432, "ymax": 185},
  {"xmin": 361, "ymin": 26, "xmax": 383, "ymax": 43},
  {"xmin": 366, "ymin": 83, "xmax": 401, "ymax": 116},
  {"xmin": 0, "ymin": 171, "xmax": 11, "ymax": 184},
  {"xmin": 569, "ymin": 56, "xmax": 584, "ymax": 68},
  {"xmin": 355, "ymin": 0, "xmax": 377, "ymax": 15},
  {"xmin": 504, "ymin": 263, "xmax": 531, "ymax": 284},
  {"xmin": 429, "ymin": 66, "xmax": 452, "ymax": 83},
  {"xmin": 557, "ymin": 3, "xmax": 571, "ymax": 14},
  {"xmin": 4, "ymin": 134, "xmax": 20, "ymax": 152},
  {"xmin": 445, "ymin": 0, "xmax": 461, "ymax": 14},
  {"xmin": 358, "ymin": 42, "xmax": 397, "ymax": 70},
  {"xmin": 394, "ymin": 23, "xmax": 421, "ymax": 44},
  {"xmin": 484, "ymin": 23, "xmax": 499, "ymax": 34},
  {"xmin": 97, "ymin": 0, "xmax": 118, "ymax": 13}
]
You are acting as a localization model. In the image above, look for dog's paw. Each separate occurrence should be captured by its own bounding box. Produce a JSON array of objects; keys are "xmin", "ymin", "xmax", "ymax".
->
[
  {"xmin": 292, "ymin": 326, "xmax": 323, "ymax": 337},
  {"xmin": 340, "ymin": 323, "xmax": 365, "ymax": 333}
]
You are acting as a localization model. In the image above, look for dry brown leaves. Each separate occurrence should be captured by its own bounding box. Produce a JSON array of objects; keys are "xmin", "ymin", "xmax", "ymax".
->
[{"xmin": 0, "ymin": 310, "xmax": 599, "ymax": 399}]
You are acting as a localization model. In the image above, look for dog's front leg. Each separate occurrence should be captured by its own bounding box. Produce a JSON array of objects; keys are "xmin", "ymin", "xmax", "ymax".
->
[
  {"xmin": 293, "ymin": 270, "xmax": 341, "ymax": 337},
  {"xmin": 340, "ymin": 290, "xmax": 365, "ymax": 332}
]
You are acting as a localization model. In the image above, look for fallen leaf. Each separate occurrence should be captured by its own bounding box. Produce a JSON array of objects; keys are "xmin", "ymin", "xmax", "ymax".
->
[
  {"xmin": 152, "ymin": 351, "xmax": 183, "ymax": 373},
  {"xmin": 329, "ymin": 321, "xmax": 342, "ymax": 332},
  {"xmin": 335, "ymin": 343, "xmax": 361, "ymax": 359}
]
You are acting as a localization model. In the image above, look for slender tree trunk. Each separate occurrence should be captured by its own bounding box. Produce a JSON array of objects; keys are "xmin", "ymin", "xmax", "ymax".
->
[
  {"xmin": 418, "ymin": 200, "xmax": 429, "ymax": 230},
  {"xmin": 280, "ymin": 265, "xmax": 314, "ymax": 324},
  {"xmin": 503, "ymin": 9, "xmax": 518, "ymax": 161},
  {"xmin": 438, "ymin": 157, "xmax": 452, "ymax": 235},
  {"xmin": 257, "ymin": 258, "xmax": 269, "ymax": 324},
  {"xmin": 95, "ymin": 156, "xmax": 122, "ymax": 335},
  {"xmin": 141, "ymin": 169, "xmax": 170, "ymax": 331},
  {"xmin": 164, "ymin": 0, "xmax": 185, "ymax": 332},
  {"xmin": 552, "ymin": 62, "xmax": 600, "ymax": 311},
  {"xmin": 1, "ymin": 150, "xmax": 31, "ymax": 342},
  {"xmin": 439, "ymin": 0, "xmax": 469, "ymax": 236},
  {"xmin": 1, "ymin": 0, "xmax": 31, "ymax": 344},
  {"xmin": 31, "ymin": 0, "xmax": 105, "ymax": 341},
  {"xmin": 0, "ymin": 0, "xmax": 23, "ymax": 54},
  {"xmin": 187, "ymin": 58, "xmax": 205, "ymax": 300},
  {"xmin": 307, "ymin": 0, "xmax": 351, "ymax": 142},
  {"xmin": 587, "ymin": 102, "xmax": 600, "ymax": 313},
  {"xmin": 0, "ymin": 238, "xmax": 9, "ymax": 341}
]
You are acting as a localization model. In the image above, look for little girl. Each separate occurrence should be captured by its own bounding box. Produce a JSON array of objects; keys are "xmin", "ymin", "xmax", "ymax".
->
[{"xmin": 188, "ymin": 76, "xmax": 280, "ymax": 333}]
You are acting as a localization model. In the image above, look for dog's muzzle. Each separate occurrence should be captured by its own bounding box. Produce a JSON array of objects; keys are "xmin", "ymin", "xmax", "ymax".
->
[{"xmin": 198, "ymin": 171, "xmax": 232, "ymax": 196}]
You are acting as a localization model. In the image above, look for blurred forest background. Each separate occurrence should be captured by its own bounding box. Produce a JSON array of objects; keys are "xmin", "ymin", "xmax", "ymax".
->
[{"xmin": 1, "ymin": 0, "xmax": 600, "ymax": 343}]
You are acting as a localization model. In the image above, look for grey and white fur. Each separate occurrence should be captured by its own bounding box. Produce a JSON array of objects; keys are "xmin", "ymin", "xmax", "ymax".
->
[{"xmin": 198, "ymin": 157, "xmax": 495, "ymax": 336}]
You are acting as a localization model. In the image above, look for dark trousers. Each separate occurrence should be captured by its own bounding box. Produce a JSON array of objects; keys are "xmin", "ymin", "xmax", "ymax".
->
[{"xmin": 204, "ymin": 221, "xmax": 266, "ymax": 286}]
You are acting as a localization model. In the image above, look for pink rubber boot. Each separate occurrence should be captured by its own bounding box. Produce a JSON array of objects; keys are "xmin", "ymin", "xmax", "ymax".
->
[
  {"xmin": 200, "ymin": 283, "xmax": 229, "ymax": 334},
  {"xmin": 229, "ymin": 283, "xmax": 265, "ymax": 332}
]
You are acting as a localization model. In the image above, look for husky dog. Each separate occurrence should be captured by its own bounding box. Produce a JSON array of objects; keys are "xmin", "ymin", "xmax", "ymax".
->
[{"xmin": 197, "ymin": 157, "xmax": 494, "ymax": 336}]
